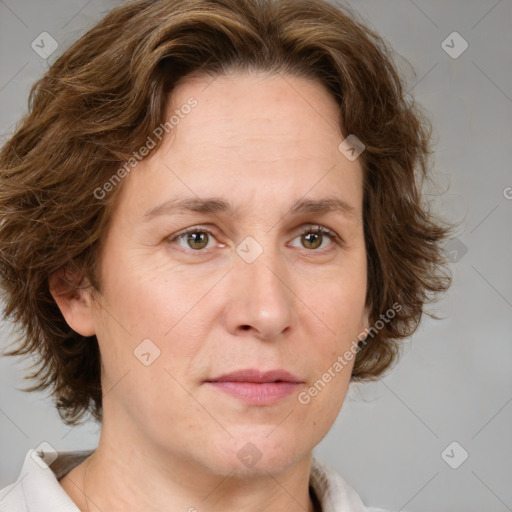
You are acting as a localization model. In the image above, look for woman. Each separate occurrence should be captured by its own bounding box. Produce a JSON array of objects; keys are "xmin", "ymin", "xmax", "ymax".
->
[{"xmin": 0, "ymin": 0, "xmax": 451, "ymax": 510}]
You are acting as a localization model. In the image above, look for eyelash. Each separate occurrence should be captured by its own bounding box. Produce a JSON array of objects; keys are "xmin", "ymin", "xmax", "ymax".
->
[{"xmin": 167, "ymin": 225, "xmax": 343, "ymax": 254}]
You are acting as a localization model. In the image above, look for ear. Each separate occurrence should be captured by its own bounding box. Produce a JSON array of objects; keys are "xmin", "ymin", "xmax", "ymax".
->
[{"xmin": 48, "ymin": 265, "xmax": 96, "ymax": 337}]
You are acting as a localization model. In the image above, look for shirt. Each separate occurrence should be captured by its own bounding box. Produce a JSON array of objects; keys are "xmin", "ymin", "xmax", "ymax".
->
[{"xmin": 0, "ymin": 449, "xmax": 394, "ymax": 512}]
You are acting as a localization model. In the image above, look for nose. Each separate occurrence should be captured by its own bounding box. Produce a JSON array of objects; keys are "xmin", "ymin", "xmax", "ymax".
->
[{"xmin": 223, "ymin": 242, "xmax": 296, "ymax": 341}]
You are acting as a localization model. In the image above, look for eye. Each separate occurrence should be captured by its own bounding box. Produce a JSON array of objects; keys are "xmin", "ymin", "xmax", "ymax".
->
[
  {"xmin": 291, "ymin": 225, "xmax": 341, "ymax": 251},
  {"xmin": 167, "ymin": 224, "xmax": 342, "ymax": 253},
  {"xmin": 169, "ymin": 227, "xmax": 219, "ymax": 251}
]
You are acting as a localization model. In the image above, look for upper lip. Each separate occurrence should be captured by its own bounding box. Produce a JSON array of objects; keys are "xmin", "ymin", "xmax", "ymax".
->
[{"xmin": 206, "ymin": 369, "xmax": 303, "ymax": 384}]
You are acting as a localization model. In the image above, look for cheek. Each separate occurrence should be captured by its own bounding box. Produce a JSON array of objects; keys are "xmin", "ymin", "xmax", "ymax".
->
[
  {"xmin": 296, "ymin": 275, "xmax": 365, "ymax": 405},
  {"xmin": 94, "ymin": 259, "xmax": 214, "ymax": 387},
  {"xmin": 99, "ymin": 249, "xmax": 181, "ymax": 331},
  {"xmin": 312, "ymin": 271, "xmax": 367, "ymax": 339}
]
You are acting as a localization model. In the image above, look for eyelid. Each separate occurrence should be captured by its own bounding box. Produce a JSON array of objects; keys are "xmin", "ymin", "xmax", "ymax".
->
[{"xmin": 298, "ymin": 224, "xmax": 340, "ymax": 242}]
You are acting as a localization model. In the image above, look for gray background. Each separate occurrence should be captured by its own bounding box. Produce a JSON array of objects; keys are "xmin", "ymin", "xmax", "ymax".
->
[{"xmin": 1, "ymin": 1, "xmax": 511, "ymax": 511}]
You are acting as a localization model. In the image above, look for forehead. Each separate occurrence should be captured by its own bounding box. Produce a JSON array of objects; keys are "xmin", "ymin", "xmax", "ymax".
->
[
  {"xmin": 116, "ymin": 70, "xmax": 363, "ymax": 220},
  {"xmin": 166, "ymin": 70, "xmax": 344, "ymax": 157}
]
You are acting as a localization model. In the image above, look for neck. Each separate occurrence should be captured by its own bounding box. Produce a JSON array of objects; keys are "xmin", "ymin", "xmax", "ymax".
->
[{"xmin": 62, "ymin": 428, "xmax": 318, "ymax": 512}]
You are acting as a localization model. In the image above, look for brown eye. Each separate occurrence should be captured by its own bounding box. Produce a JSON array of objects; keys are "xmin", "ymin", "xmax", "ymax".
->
[
  {"xmin": 301, "ymin": 231, "xmax": 322, "ymax": 250},
  {"xmin": 169, "ymin": 228, "xmax": 216, "ymax": 251},
  {"xmin": 294, "ymin": 226, "xmax": 339, "ymax": 251},
  {"xmin": 184, "ymin": 231, "xmax": 210, "ymax": 250}
]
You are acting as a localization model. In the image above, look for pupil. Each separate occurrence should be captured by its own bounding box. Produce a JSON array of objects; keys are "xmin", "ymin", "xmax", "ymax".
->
[
  {"xmin": 189, "ymin": 232, "xmax": 206, "ymax": 248},
  {"xmin": 304, "ymin": 233, "xmax": 320, "ymax": 249}
]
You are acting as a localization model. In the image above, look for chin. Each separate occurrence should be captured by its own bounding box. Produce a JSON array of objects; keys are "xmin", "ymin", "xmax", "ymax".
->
[{"xmin": 205, "ymin": 428, "xmax": 312, "ymax": 478}]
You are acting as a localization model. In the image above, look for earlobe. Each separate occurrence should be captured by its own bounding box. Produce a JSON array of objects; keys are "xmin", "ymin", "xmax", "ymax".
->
[{"xmin": 48, "ymin": 266, "xmax": 96, "ymax": 337}]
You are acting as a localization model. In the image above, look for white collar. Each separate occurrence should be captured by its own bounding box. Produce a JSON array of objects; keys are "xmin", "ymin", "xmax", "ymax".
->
[
  {"xmin": 0, "ymin": 449, "xmax": 388, "ymax": 512},
  {"xmin": 310, "ymin": 458, "xmax": 370, "ymax": 512}
]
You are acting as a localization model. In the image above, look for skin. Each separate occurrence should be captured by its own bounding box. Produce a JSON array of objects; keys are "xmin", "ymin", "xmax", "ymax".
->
[{"xmin": 52, "ymin": 69, "xmax": 369, "ymax": 512}]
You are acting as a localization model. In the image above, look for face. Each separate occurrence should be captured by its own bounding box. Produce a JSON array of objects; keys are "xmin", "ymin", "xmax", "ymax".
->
[{"xmin": 64, "ymin": 70, "xmax": 369, "ymax": 477}]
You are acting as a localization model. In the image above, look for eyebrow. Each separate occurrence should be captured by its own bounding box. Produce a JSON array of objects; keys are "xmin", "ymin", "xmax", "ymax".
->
[{"xmin": 143, "ymin": 196, "xmax": 357, "ymax": 221}]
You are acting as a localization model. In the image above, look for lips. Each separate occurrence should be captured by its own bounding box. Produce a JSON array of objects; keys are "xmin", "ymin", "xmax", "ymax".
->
[
  {"xmin": 207, "ymin": 369, "xmax": 303, "ymax": 384},
  {"xmin": 205, "ymin": 369, "xmax": 303, "ymax": 406}
]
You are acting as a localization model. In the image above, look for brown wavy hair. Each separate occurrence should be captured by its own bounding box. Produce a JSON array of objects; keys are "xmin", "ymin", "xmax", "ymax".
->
[{"xmin": 0, "ymin": 0, "xmax": 452, "ymax": 425}]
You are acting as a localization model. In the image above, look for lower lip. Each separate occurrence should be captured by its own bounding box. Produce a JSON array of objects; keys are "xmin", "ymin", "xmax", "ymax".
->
[{"xmin": 206, "ymin": 381, "xmax": 301, "ymax": 406}]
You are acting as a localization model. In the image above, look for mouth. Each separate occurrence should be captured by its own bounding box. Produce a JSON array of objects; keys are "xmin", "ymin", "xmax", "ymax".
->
[{"xmin": 204, "ymin": 369, "xmax": 304, "ymax": 406}]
